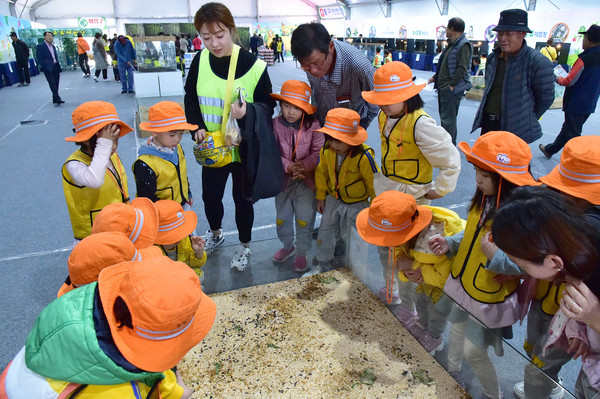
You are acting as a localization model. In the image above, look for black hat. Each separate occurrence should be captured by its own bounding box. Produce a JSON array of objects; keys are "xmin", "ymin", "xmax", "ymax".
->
[
  {"xmin": 9, "ymin": 32, "xmax": 17, "ymax": 37},
  {"xmin": 579, "ymin": 24, "xmax": 600, "ymax": 43},
  {"xmin": 493, "ymin": 9, "xmax": 532, "ymax": 33}
]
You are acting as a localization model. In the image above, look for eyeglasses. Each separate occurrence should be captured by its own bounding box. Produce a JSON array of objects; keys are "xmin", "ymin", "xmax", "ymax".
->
[{"xmin": 294, "ymin": 51, "xmax": 329, "ymax": 71}]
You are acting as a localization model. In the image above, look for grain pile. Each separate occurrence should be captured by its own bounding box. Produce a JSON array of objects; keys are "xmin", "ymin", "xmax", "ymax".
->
[{"xmin": 179, "ymin": 268, "xmax": 469, "ymax": 398}]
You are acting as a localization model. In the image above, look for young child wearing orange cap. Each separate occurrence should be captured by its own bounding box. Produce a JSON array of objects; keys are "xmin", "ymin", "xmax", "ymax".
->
[
  {"xmin": 63, "ymin": 101, "xmax": 133, "ymax": 242},
  {"xmin": 134, "ymin": 101, "xmax": 198, "ymax": 209},
  {"xmin": 428, "ymin": 131, "xmax": 540, "ymax": 399},
  {"xmin": 155, "ymin": 199, "xmax": 207, "ymax": 280},
  {"xmin": 0, "ymin": 257, "xmax": 216, "ymax": 398},
  {"xmin": 305, "ymin": 108, "xmax": 379, "ymax": 276},
  {"xmin": 270, "ymin": 80, "xmax": 325, "ymax": 273},
  {"xmin": 361, "ymin": 61, "xmax": 460, "ymax": 323},
  {"xmin": 356, "ymin": 190, "xmax": 465, "ymax": 355}
]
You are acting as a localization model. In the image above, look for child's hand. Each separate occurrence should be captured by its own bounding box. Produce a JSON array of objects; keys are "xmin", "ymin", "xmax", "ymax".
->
[
  {"xmin": 428, "ymin": 235, "xmax": 448, "ymax": 256},
  {"xmin": 190, "ymin": 235, "xmax": 206, "ymax": 253},
  {"xmin": 424, "ymin": 189, "xmax": 442, "ymax": 200},
  {"xmin": 194, "ymin": 129, "xmax": 207, "ymax": 142},
  {"xmin": 293, "ymin": 172, "xmax": 305, "ymax": 180},
  {"xmin": 481, "ymin": 231, "xmax": 498, "ymax": 260},
  {"xmin": 98, "ymin": 123, "xmax": 120, "ymax": 140},
  {"xmin": 287, "ymin": 161, "xmax": 301, "ymax": 175},
  {"xmin": 404, "ymin": 269, "xmax": 423, "ymax": 284},
  {"xmin": 296, "ymin": 161, "xmax": 307, "ymax": 175},
  {"xmin": 176, "ymin": 369, "xmax": 195, "ymax": 399},
  {"xmin": 316, "ymin": 199, "xmax": 325, "ymax": 214},
  {"xmin": 567, "ymin": 337, "xmax": 589, "ymax": 361},
  {"xmin": 395, "ymin": 257, "xmax": 413, "ymax": 271}
]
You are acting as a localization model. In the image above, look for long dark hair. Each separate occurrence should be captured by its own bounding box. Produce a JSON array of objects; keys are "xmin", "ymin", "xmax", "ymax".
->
[
  {"xmin": 492, "ymin": 186, "xmax": 600, "ymax": 290},
  {"xmin": 323, "ymin": 134, "xmax": 362, "ymax": 158},
  {"xmin": 468, "ymin": 165, "xmax": 519, "ymax": 223}
]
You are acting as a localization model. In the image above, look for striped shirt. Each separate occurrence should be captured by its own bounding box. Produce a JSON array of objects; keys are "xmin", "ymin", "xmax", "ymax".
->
[{"xmin": 306, "ymin": 40, "xmax": 379, "ymax": 129}]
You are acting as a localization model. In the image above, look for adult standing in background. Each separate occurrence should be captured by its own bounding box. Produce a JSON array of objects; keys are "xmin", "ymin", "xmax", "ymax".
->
[
  {"xmin": 193, "ymin": 33, "xmax": 202, "ymax": 51},
  {"xmin": 472, "ymin": 9, "xmax": 554, "ymax": 143},
  {"xmin": 250, "ymin": 32, "xmax": 259, "ymax": 56},
  {"xmin": 76, "ymin": 32, "xmax": 91, "ymax": 78},
  {"xmin": 92, "ymin": 32, "xmax": 109, "ymax": 82},
  {"xmin": 184, "ymin": 2, "xmax": 275, "ymax": 271},
  {"xmin": 539, "ymin": 25, "xmax": 600, "ymax": 158},
  {"xmin": 291, "ymin": 22, "xmax": 379, "ymax": 128},
  {"xmin": 10, "ymin": 32, "xmax": 30, "ymax": 87},
  {"xmin": 540, "ymin": 38, "xmax": 557, "ymax": 64},
  {"xmin": 114, "ymin": 34, "xmax": 136, "ymax": 94},
  {"xmin": 428, "ymin": 17, "xmax": 472, "ymax": 145},
  {"xmin": 180, "ymin": 34, "xmax": 189, "ymax": 53},
  {"xmin": 36, "ymin": 31, "xmax": 64, "ymax": 104}
]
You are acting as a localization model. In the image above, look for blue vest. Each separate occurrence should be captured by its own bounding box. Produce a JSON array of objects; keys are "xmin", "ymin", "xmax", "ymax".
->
[{"xmin": 445, "ymin": 34, "xmax": 473, "ymax": 93}]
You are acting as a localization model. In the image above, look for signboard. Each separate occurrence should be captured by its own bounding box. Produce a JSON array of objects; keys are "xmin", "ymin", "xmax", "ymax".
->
[
  {"xmin": 19, "ymin": 28, "xmax": 102, "ymax": 38},
  {"xmin": 318, "ymin": 6, "xmax": 345, "ymax": 19},
  {"xmin": 78, "ymin": 17, "xmax": 106, "ymax": 29}
]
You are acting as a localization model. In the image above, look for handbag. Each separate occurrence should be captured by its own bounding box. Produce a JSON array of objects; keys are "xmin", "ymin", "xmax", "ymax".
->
[{"xmin": 193, "ymin": 44, "xmax": 240, "ymax": 168}]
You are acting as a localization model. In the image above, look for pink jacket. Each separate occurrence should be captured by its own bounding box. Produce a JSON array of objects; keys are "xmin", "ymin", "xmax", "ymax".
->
[
  {"xmin": 273, "ymin": 116, "xmax": 324, "ymax": 191},
  {"xmin": 544, "ymin": 311, "xmax": 600, "ymax": 390}
]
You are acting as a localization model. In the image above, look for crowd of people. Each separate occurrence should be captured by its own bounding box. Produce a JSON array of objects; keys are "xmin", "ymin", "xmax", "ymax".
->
[{"xmin": 2, "ymin": 2, "xmax": 600, "ymax": 398}]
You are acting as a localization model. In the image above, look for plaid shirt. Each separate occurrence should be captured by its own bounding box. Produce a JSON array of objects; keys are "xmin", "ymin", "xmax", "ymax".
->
[{"xmin": 307, "ymin": 40, "xmax": 379, "ymax": 129}]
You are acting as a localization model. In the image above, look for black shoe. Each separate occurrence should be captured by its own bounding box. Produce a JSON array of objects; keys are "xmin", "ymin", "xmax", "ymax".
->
[
  {"xmin": 128, "ymin": 90, "xmax": 135, "ymax": 94},
  {"xmin": 121, "ymin": 90, "xmax": 127, "ymax": 94},
  {"xmin": 53, "ymin": 99, "xmax": 65, "ymax": 104},
  {"xmin": 539, "ymin": 144, "xmax": 552, "ymax": 159}
]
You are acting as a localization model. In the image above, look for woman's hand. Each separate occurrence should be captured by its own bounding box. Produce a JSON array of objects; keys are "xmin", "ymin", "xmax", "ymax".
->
[
  {"xmin": 428, "ymin": 235, "xmax": 448, "ymax": 256},
  {"xmin": 194, "ymin": 129, "xmax": 207, "ymax": 142},
  {"xmin": 561, "ymin": 276, "xmax": 600, "ymax": 333},
  {"xmin": 230, "ymin": 101, "xmax": 247, "ymax": 119}
]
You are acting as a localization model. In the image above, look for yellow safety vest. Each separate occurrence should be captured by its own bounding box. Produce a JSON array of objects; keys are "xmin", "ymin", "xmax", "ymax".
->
[
  {"xmin": 535, "ymin": 280, "xmax": 565, "ymax": 316},
  {"xmin": 373, "ymin": 54, "xmax": 382, "ymax": 68},
  {"xmin": 450, "ymin": 207, "xmax": 519, "ymax": 303},
  {"xmin": 135, "ymin": 144, "xmax": 190, "ymax": 205},
  {"xmin": 62, "ymin": 150, "xmax": 129, "ymax": 240},
  {"xmin": 196, "ymin": 48, "xmax": 266, "ymax": 165},
  {"xmin": 379, "ymin": 109, "xmax": 433, "ymax": 185}
]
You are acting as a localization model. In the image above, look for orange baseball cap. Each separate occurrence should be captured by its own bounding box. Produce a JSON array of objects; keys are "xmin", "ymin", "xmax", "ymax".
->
[
  {"xmin": 361, "ymin": 61, "xmax": 425, "ymax": 105},
  {"xmin": 139, "ymin": 101, "xmax": 199, "ymax": 133},
  {"xmin": 356, "ymin": 190, "xmax": 432, "ymax": 247},
  {"xmin": 458, "ymin": 131, "xmax": 540, "ymax": 187},
  {"xmin": 539, "ymin": 136, "xmax": 600, "ymax": 205},
  {"xmin": 316, "ymin": 108, "xmax": 367, "ymax": 146},
  {"xmin": 98, "ymin": 257, "xmax": 217, "ymax": 372},
  {"xmin": 270, "ymin": 80, "xmax": 317, "ymax": 115},
  {"xmin": 92, "ymin": 197, "xmax": 159, "ymax": 249},
  {"xmin": 66, "ymin": 101, "xmax": 133, "ymax": 142},
  {"xmin": 154, "ymin": 200, "xmax": 198, "ymax": 245}
]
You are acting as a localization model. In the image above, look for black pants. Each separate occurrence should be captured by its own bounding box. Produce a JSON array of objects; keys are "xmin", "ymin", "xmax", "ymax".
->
[
  {"xmin": 112, "ymin": 65, "xmax": 120, "ymax": 81},
  {"xmin": 545, "ymin": 112, "xmax": 591, "ymax": 156},
  {"xmin": 278, "ymin": 51, "xmax": 284, "ymax": 62},
  {"xmin": 95, "ymin": 68, "xmax": 108, "ymax": 79},
  {"xmin": 43, "ymin": 64, "xmax": 61, "ymax": 102},
  {"xmin": 202, "ymin": 162, "xmax": 254, "ymax": 243},
  {"xmin": 16, "ymin": 60, "xmax": 30, "ymax": 84},
  {"xmin": 78, "ymin": 53, "xmax": 90, "ymax": 75}
]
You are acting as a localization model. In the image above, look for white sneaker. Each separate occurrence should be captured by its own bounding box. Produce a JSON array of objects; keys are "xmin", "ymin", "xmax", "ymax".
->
[
  {"xmin": 93, "ymin": 76, "xmax": 99, "ymax": 82},
  {"xmin": 302, "ymin": 266, "xmax": 322, "ymax": 277},
  {"xmin": 203, "ymin": 230, "xmax": 224, "ymax": 254},
  {"xmin": 231, "ymin": 245, "xmax": 251, "ymax": 271},
  {"xmin": 417, "ymin": 330, "xmax": 443, "ymax": 355},
  {"xmin": 375, "ymin": 286, "xmax": 402, "ymax": 305},
  {"xmin": 513, "ymin": 377, "xmax": 564, "ymax": 399}
]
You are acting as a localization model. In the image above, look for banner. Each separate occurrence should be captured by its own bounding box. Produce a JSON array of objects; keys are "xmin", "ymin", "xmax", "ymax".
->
[{"xmin": 78, "ymin": 17, "xmax": 106, "ymax": 30}]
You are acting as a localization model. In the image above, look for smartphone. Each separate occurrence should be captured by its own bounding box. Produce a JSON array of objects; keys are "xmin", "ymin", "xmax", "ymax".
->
[{"xmin": 237, "ymin": 89, "xmax": 243, "ymax": 107}]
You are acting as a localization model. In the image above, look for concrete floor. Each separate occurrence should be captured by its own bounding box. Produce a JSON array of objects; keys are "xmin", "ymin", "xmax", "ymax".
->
[{"xmin": 2, "ymin": 57, "xmax": 597, "ymax": 398}]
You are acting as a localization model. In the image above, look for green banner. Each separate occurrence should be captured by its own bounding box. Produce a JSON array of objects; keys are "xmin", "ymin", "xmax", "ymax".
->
[{"xmin": 19, "ymin": 28, "xmax": 102, "ymax": 38}]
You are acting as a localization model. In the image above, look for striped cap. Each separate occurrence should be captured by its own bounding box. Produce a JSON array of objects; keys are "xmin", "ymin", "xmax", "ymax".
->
[
  {"xmin": 361, "ymin": 61, "xmax": 425, "ymax": 105},
  {"xmin": 66, "ymin": 101, "xmax": 133, "ymax": 142},
  {"xmin": 154, "ymin": 200, "xmax": 198, "ymax": 245},
  {"xmin": 315, "ymin": 108, "xmax": 368, "ymax": 146},
  {"xmin": 139, "ymin": 101, "xmax": 198, "ymax": 133},
  {"xmin": 270, "ymin": 80, "xmax": 317, "ymax": 115}
]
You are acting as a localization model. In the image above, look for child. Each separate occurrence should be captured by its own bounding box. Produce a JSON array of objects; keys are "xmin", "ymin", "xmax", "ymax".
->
[
  {"xmin": 356, "ymin": 190, "xmax": 465, "ymax": 355},
  {"xmin": 372, "ymin": 47, "xmax": 382, "ymax": 68},
  {"xmin": 384, "ymin": 49, "xmax": 392, "ymax": 64},
  {"xmin": 361, "ymin": 61, "xmax": 460, "ymax": 324},
  {"xmin": 57, "ymin": 231, "xmax": 161, "ymax": 297},
  {"xmin": 155, "ymin": 199, "xmax": 207, "ymax": 280},
  {"xmin": 92, "ymin": 197, "xmax": 159, "ymax": 250},
  {"xmin": 0, "ymin": 257, "xmax": 216, "ymax": 398},
  {"xmin": 429, "ymin": 131, "xmax": 539, "ymax": 399},
  {"xmin": 63, "ymin": 101, "xmax": 133, "ymax": 242},
  {"xmin": 306, "ymin": 108, "xmax": 379, "ymax": 276},
  {"xmin": 270, "ymin": 80, "xmax": 324, "ymax": 273},
  {"xmin": 134, "ymin": 101, "xmax": 198, "ymax": 207}
]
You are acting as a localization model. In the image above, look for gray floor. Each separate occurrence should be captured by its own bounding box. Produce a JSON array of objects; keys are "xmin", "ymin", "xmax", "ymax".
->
[{"xmin": 1, "ymin": 58, "xmax": 597, "ymax": 397}]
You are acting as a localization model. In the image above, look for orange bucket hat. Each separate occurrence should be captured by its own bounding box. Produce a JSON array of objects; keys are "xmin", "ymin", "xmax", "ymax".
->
[
  {"xmin": 361, "ymin": 61, "xmax": 425, "ymax": 105},
  {"xmin": 356, "ymin": 190, "xmax": 432, "ymax": 247},
  {"xmin": 57, "ymin": 231, "xmax": 161, "ymax": 297},
  {"xmin": 154, "ymin": 200, "xmax": 198, "ymax": 245},
  {"xmin": 270, "ymin": 80, "xmax": 317, "ymax": 115},
  {"xmin": 458, "ymin": 131, "xmax": 540, "ymax": 187},
  {"xmin": 92, "ymin": 197, "xmax": 159, "ymax": 249},
  {"xmin": 316, "ymin": 108, "xmax": 367, "ymax": 146},
  {"xmin": 540, "ymin": 135, "xmax": 600, "ymax": 205},
  {"xmin": 66, "ymin": 101, "xmax": 133, "ymax": 142},
  {"xmin": 139, "ymin": 101, "xmax": 199, "ymax": 133},
  {"xmin": 98, "ymin": 257, "xmax": 217, "ymax": 372}
]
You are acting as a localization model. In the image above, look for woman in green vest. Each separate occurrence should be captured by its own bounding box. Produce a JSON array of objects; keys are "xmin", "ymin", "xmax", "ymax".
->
[{"xmin": 184, "ymin": 2, "xmax": 276, "ymax": 271}]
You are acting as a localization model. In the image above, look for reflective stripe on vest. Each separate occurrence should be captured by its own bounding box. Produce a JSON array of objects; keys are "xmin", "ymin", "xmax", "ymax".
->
[
  {"xmin": 135, "ymin": 144, "xmax": 189, "ymax": 205},
  {"xmin": 379, "ymin": 108, "xmax": 433, "ymax": 185}
]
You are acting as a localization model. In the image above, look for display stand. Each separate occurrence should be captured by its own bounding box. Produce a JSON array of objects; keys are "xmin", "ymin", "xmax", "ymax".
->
[
  {"xmin": 258, "ymin": 48, "xmax": 275, "ymax": 66},
  {"xmin": 135, "ymin": 95, "xmax": 185, "ymax": 138}
]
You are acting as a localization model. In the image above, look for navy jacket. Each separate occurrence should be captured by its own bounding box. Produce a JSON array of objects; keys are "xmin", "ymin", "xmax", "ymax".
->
[
  {"xmin": 36, "ymin": 41, "xmax": 62, "ymax": 73},
  {"xmin": 472, "ymin": 40, "xmax": 554, "ymax": 143},
  {"xmin": 562, "ymin": 46, "xmax": 600, "ymax": 115}
]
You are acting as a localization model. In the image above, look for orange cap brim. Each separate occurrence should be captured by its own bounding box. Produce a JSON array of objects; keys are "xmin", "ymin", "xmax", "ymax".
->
[
  {"xmin": 65, "ymin": 120, "xmax": 133, "ymax": 142},
  {"xmin": 540, "ymin": 165, "xmax": 600, "ymax": 205},
  {"xmin": 316, "ymin": 125, "xmax": 368, "ymax": 146},
  {"xmin": 355, "ymin": 205, "xmax": 432, "ymax": 247},
  {"xmin": 155, "ymin": 210, "xmax": 198, "ymax": 245},
  {"xmin": 139, "ymin": 121, "xmax": 199, "ymax": 133},
  {"xmin": 361, "ymin": 83, "xmax": 425, "ymax": 106},
  {"xmin": 270, "ymin": 93, "xmax": 317, "ymax": 115}
]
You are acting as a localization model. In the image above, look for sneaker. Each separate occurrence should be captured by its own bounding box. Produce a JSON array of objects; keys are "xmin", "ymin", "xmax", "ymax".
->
[
  {"xmin": 405, "ymin": 319, "xmax": 426, "ymax": 336},
  {"xmin": 273, "ymin": 246, "xmax": 296, "ymax": 263},
  {"xmin": 417, "ymin": 330, "xmax": 443, "ymax": 355},
  {"xmin": 539, "ymin": 144, "xmax": 552, "ymax": 159},
  {"xmin": 448, "ymin": 371, "xmax": 470, "ymax": 391},
  {"xmin": 18, "ymin": 82, "xmax": 25, "ymax": 87},
  {"xmin": 302, "ymin": 266, "xmax": 322, "ymax": 277},
  {"xmin": 231, "ymin": 245, "xmax": 251, "ymax": 271},
  {"xmin": 128, "ymin": 90, "xmax": 135, "ymax": 94},
  {"xmin": 395, "ymin": 307, "xmax": 418, "ymax": 328},
  {"xmin": 203, "ymin": 230, "xmax": 224, "ymax": 254},
  {"xmin": 94, "ymin": 76, "xmax": 99, "ymax": 82},
  {"xmin": 121, "ymin": 90, "xmax": 127, "ymax": 94},
  {"xmin": 293, "ymin": 256, "xmax": 308, "ymax": 273},
  {"xmin": 513, "ymin": 378, "xmax": 564, "ymax": 399},
  {"xmin": 24, "ymin": 82, "xmax": 29, "ymax": 86},
  {"xmin": 376, "ymin": 286, "xmax": 402, "ymax": 305}
]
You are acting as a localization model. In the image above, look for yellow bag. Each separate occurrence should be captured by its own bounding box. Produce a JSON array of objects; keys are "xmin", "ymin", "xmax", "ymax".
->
[{"xmin": 193, "ymin": 130, "xmax": 232, "ymax": 167}]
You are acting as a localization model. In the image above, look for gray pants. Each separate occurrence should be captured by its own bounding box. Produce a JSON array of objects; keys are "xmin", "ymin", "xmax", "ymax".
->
[
  {"xmin": 416, "ymin": 292, "xmax": 451, "ymax": 339},
  {"xmin": 275, "ymin": 180, "xmax": 317, "ymax": 256},
  {"xmin": 378, "ymin": 245, "xmax": 416, "ymax": 311},
  {"xmin": 316, "ymin": 195, "xmax": 367, "ymax": 266},
  {"xmin": 438, "ymin": 85, "xmax": 464, "ymax": 145},
  {"xmin": 575, "ymin": 369, "xmax": 600, "ymax": 399}
]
